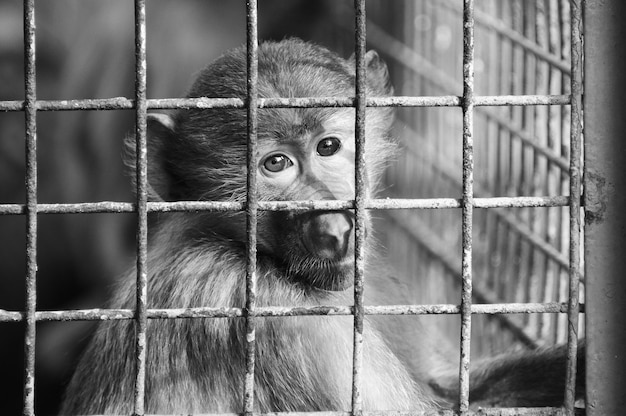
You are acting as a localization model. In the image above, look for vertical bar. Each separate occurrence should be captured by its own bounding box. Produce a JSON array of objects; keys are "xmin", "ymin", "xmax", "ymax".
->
[
  {"xmin": 563, "ymin": 0, "xmax": 583, "ymax": 413},
  {"xmin": 352, "ymin": 0, "xmax": 367, "ymax": 414},
  {"xmin": 22, "ymin": 0, "xmax": 37, "ymax": 415},
  {"xmin": 133, "ymin": 0, "xmax": 148, "ymax": 414},
  {"xmin": 583, "ymin": 1, "xmax": 626, "ymax": 414},
  {"xmin": 243, "ymin": 0, "xmax": 259, "ymax": 414},
  {"xmin": 459, "ymin": 0, "xmax": 475, "ymax": 413}
]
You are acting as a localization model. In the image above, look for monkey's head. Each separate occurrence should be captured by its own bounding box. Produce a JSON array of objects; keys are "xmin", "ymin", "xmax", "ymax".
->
[{"xmin": 136, "ymin": 39, "xmax": 395, "ymax": 292}]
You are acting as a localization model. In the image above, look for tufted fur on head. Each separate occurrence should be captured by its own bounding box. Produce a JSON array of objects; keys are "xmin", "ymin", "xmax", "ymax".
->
[{"xmin": 124, "ymin": 39, "xmax": 395, "ymax": 204}]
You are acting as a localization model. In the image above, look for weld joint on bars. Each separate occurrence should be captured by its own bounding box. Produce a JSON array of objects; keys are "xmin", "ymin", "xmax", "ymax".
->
[
  {"xmin": 0, "ymin": 196, "xmax": 572, "ymax": 216},
  {"xmin": 0, "ymin": 94, "xmax": 571, "ymax": 111},
  {"xmin": 0, "ymin": 302, "xmax": 587, "ymax": 323}
]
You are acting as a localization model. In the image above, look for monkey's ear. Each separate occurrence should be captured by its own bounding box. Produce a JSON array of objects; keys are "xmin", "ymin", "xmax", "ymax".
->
[
  {"xmin": 124, "ymin": 112, "xmax": 176, "ymax": 201},
  {"xmin": 363, "ymin": 50, "xmax": 394, "ymax": 96}
]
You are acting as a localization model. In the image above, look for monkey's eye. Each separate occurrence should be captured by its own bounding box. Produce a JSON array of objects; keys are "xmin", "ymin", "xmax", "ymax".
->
[
  {"xmin": 317, "ymin": 137, "xmax": 342, "ymax": 157},
  {"xmin": 263, "ymin": 154, "xmax": 293, "ymax": 173}
]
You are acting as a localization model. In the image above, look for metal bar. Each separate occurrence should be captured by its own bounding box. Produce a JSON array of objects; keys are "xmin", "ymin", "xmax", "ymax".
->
[
  {"xmin": 243, "ymin": 1, "xmax": 259, "ymax": 414},
  {"xmin": 0, "ymin": 94, "xmax": 571, "ymax": 112},
  {"xmin": 458, "ymin": 0, "xmax": 475, "ymax": 412},
  {"xmin": 473, "ymin": 95, "xmax": 570, "ymax": 106},
  {"xmin": 352, "ymin": 1, "xmax": 367, "ymax": 414},
  {"xmin": 0, "ymin": 195, "xmax": 572, "ymax": 216},
  {"xmin": 132, "ymin": 0, "xmax": 148, "ymax": 414},
  {"xmin": 0, "ymin": 302, "xmax": 587, "ymax": 323},
  {"xmin": 563, "ymin": 0, "xmax": 583, "ymax": 412},
  {"xmin": 583, "ymin": 0, "xmax": 626, "ymax": 414},
  {"xmin": 6, "ymin": 408, "xmax": 575, "ymax": 416},
  {"xmin": 22, "ymin": 0, "xmax": 37, "ymax": 414}
]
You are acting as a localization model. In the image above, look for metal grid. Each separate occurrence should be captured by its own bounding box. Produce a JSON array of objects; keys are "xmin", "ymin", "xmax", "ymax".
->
[
  {"xmin": 0, "ymin": 0, "xmax": 584, "ymax": 415},
  {"xmin": 356, "ymin": 0, "xmax": 581, "ymax": 354}
]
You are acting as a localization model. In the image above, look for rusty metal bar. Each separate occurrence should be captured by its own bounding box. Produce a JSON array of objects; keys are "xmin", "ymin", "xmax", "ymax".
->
[
  {"xmin": 0, "ymin": 301, "xmax": 586, "ymax": 323},
  {"xmin": 458, "ymin": 0, "xmax": 476, "ymax": 412},
  {"xmin": 352, "ymin": 0, "xmax": 367, "ymax": 414},
  {"xmin": 583, "ymin": 1, "xmax": 626, "ymax": 414},
  {"xmin": 132, "ymin": 0, "xmax": 148, "ymax": 414},
  {"xmin": 243, "ymin": 1, "xmax": 259, "ymax": 413},
  {"xmin": 0, "ymin": 195, "xmax": 572, "ymax": 216},
  {"xmin": 6, "ymin": 408, "xmax": 571, "ymax": 416},
  {"xmin": 563, "ymin": 0, "xmax": 583, "ymax": 413},
  {"xmin": 22, "ymin": 0, "xmax": 37, "ymax": 414},
  {"xmin": 473, "ymin": 95, "xmax": 570, "ymax": 106},
  {"xmin": 0, "ymin": 94, "xmax": 571, "ymax": 112}
]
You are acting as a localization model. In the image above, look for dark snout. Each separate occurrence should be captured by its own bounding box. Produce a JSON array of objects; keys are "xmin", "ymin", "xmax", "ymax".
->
[{"xmin": 302, "ymin": 211, "xmax": 355, "ymax": 260}]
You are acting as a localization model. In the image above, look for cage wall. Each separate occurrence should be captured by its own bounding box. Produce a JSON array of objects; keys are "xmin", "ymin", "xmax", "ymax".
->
[{"xmin": 0, "ymin": 0, "xmax": 587, "ymax": 415}]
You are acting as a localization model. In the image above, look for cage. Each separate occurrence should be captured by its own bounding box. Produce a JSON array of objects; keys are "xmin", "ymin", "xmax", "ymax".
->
[{"xmin": 0, "ymin": 0, "xmax": 623, "ymax": 415}]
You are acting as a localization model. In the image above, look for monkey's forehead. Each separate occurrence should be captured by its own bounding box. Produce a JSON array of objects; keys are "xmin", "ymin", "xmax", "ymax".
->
[{"xmin": 256, "ymin": 107, "xmax": 354, "ymax": 141}]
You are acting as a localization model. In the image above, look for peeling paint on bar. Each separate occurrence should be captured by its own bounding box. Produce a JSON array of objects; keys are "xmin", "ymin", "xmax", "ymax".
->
[
  {"xmin": 0, "ymin": 302, "xmax": 586, "ymax": 323},
  {"xmin": 352, "ymin": 2, "xmax": 368, "ymax": 414},
  {"xmin": 0, "ymin": 94, "xmax": 571, "ymax": 112},
  {"xmin": 474, "ymin": 94, "xmax": 570, "ymax": 106},
  {"xmin": 243, "ymin": 2, "xmax": 259, "ymax": 414},
  {"xmin": 50, "ymin": 408, "xmax": 569, "ymax": 416},
  {"xmin": 22, "ymin": 0, "xmax": 38, "ymax": 414},
  {"xmin": 458, "ymin": 0, "xmax": 476, "ymax": 412},
  {"xmin": 132, "ymin": 0, "xmax": 149, "ymax": 414},
  {"xmin": 0, "ymin": 195, "xmax": 572, "ymax": 216}
]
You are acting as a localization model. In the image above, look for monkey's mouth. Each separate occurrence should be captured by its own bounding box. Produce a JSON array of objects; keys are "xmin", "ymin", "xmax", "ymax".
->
[
  {"xmin": 286, "ymin": 255, "xmax": 355, "ymax": 292},
  {"xmin": 270, "ymin": 210, "xmax": 360, "ymax": 291}
]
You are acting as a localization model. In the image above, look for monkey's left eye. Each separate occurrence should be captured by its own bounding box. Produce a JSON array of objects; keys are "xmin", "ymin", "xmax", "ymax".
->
[
  {"xmin": 263, "ymin": 154, "xmax": 293, "ymax": 173},
  {"xmin": 317, "ymin": 137, "xmax": 342, "ymax": 157}
]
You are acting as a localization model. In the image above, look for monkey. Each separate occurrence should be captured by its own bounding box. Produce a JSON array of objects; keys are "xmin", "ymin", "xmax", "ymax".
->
[{"xmin": 60, "ymin": 39, "xmax": 584, "ymax": 415}]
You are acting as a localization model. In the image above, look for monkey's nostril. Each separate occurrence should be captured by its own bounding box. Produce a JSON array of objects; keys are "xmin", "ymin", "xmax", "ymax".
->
[
  {"xmin": 316, "ymin": 234, "xmax": 343, "ymax": 256},
  {"xmin": 304, "ymin": 211, "xmax": 354, "ymax": 259}
]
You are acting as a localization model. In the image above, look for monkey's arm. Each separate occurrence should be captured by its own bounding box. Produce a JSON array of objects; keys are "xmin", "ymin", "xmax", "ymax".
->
[{"xmin": 429, "ymin": 342, "xmax": 585, "ymax": 408}]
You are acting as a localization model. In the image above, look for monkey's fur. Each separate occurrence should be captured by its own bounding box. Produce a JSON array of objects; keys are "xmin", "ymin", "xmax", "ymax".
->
[{"xmin": 61, "ymin": 39, "xmax": 584, "ymax": 414}]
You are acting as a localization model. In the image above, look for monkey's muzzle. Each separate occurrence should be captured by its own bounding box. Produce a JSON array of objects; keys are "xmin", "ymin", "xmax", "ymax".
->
[
  {"xmin": 286, "ymin": 210, "xmax": 358, "ymax": 291},
  {"xmin": 301, "ymin": 211, "xmax": 355, "ymax": 261}
]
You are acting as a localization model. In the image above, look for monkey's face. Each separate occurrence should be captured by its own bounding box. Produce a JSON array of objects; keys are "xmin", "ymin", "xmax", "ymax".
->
[
  {"xmin": 256, "ymin": 109, "xmax": 363, "ymax": 291},
  {"xmin": 140, "ymin": 41, "xmax": 396, "ymax": 292}
]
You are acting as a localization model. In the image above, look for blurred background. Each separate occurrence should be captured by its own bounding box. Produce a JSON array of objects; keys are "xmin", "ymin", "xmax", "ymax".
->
[{"xmin": 0, "ymin": 0, "xmax": 581, "ymax": 414}]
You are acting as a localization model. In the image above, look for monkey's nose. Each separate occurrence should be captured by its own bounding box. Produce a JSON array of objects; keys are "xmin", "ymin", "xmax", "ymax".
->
[{"xmin": 304, "ymin": 212, "xmax": 354, "ymax": 259}]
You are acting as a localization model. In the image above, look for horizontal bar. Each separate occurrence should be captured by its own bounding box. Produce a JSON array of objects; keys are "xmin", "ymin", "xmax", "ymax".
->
[
  {"xmin": 0, "ymin": 302, "xmax": 585, "ymax": 323},
  {"xmin": 472, "ymin": 195, "xmax": 570, "ymax": 208},
  {"xmin": 17, "ymin": 408, "xmax": 578, "ymax": 416},
  {"xmin": 0, "ymin": 196, "xmax": 572, "ymax": 216},
  {"xmin": 0, "ymin": 94, "xmax": 570, "ymax": 112},
  {"xmin": 474, "ymin": 94, "xmax": 570, "ymax": 106}
]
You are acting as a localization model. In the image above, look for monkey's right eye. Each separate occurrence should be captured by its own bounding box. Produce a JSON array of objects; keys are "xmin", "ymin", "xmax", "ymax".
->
[{"xmin": 263, "ymin": 154, "xmax": 294, "ymax": 173}]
